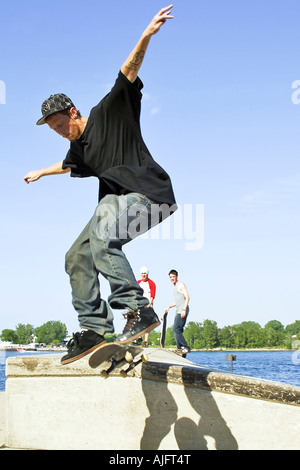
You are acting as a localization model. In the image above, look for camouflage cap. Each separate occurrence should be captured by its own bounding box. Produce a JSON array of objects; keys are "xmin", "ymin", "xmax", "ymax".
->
[{"xmin": 36, "ymin": 93, "xmax": 75, "ymax": 125}]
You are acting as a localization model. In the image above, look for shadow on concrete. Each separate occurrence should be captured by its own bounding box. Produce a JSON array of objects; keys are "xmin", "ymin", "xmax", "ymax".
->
[{"xmin": 140, "ymin": 363, "xmax": 238, "ymax": 450}]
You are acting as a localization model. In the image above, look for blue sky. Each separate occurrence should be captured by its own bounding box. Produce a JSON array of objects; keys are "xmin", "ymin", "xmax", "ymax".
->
[{"xmin": 1, "ymin": 0, "xmax": 300, "ymax": 337}]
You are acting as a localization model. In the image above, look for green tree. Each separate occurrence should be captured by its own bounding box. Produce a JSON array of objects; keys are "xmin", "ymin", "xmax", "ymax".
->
[
  {"xmin": 284, "ymin": 321, "xmax": 300, "ymax": 348},
  {"xmin": 265, "ymin": 320, "xmax": 284, "ymax": 332},
  {"xmin": 148, "ymin": 330, "xmax": 160, "ymax": 346},
  {"xmin": 34, "ymin": 321, "xmax": 67, "ymax": 344},
  {"xmin": 232, "ymin": 324, "xmax": 247, "ymax": 348},
  {"xmin": 262, "ymin": 321, "xmax": 285, "ymax": 347},
  {"xmin": 0, "ymin": 329, "xmax": 18, "ymax": 343},
  {"xmin": 285, "ymin": 321, "xmax": 300, "ymax": 336},
  {"xmin": 261, "ymin": 327, "xmax": 278, "ymax": 347},
  {"xmin": 184, "ymin": 322, "xmax": 203, "ymax": 349},
  {"xmin": 202, "ymin": 319, "xmax": 218, "ymax": 349},
  {"xmin": 242, "ymin": 322, "xmax": 263, "ymax": 348},
  {"xmin": 219, "ymin": 326, "xmax": 234, "ymax": 348},
  {"xmin": 15, "ymin": 323, "xmax": 35, "ymax": 344},
  {"xmin": 105, "ymin": 334, "xmax": 118, "ymax": 343},
  {"xmin": 164, "ymin": 327, "xmax": 176, "ymax": 347}
]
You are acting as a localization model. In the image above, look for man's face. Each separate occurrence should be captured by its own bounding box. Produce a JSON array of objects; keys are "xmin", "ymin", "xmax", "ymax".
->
[
  {"xmin": 141, "ymin": 272, "xmax": 148, "ymax": 281},
  {"xmin": 46, "ymin": 111, "xmax": 80, "ymax": 142},
  {"xmin": 169, "ymin": 274, "xmax": 177, "ymax": 285}
]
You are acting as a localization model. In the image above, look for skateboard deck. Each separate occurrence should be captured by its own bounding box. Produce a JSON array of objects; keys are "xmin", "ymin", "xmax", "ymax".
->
[
  {"xmin": 160, "ymin": 311, "xmax": 168, "ymax": 347},
  {"xmin": 88, "ymin": 342, "xmax": 148, "ymax": 378}
]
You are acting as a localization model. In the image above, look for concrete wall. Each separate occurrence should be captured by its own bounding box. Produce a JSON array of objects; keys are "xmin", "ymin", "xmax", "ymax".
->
[
  {"xmin": 4, "ymin": 350, "xmax": 300, "ymax": 450},
  {"xmin": 0, "ymin": 392, "xmax": 5, "ymax": 448}
]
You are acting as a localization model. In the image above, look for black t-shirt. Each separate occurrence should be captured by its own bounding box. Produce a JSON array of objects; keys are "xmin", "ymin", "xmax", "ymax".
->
[{"xmin": 62, "ymin": 71, "xmax": 176, "ymax": 206}]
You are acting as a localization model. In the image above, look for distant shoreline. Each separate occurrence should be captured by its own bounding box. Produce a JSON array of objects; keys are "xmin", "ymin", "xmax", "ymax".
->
[
  {"xmin": 0, "ymin": 346, "xmax": 298, "ymax": 353},
  {"xmin": 160, "ymin": 346, "xmax": 297, "ymax": 352},
  {"xmin": 0, "ymin": 347, "xmax": 67, "ymax": 352}
]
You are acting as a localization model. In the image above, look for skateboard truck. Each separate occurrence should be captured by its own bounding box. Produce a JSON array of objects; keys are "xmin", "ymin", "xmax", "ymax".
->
[
  {"xmin": 95, "ymin": 346, "xmax": 149, "ymax": 378},
  {"xmin": 118, "ymin": 350, "xmax": 148, "ymax": 377}
]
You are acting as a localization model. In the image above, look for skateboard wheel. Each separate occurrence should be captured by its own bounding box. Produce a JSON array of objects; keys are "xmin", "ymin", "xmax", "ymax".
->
[
  {"xmin": 100, "ymin": 370, "xmax": 109, "ymax": 379},
  {"xmin": 120, "ymin": 370, "xmax": 128, "ymax": 378},
  {"xmin": 125, "ymin": 351, "xmax": 133, "ymax": 363},
  {"xmin": 141, "ymin": 353, "xmax": 148, "ymax": 363}
]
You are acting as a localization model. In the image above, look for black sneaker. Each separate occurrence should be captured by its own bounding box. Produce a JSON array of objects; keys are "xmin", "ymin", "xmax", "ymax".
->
[
  {"xmin": 61, "ymin": 330, "xmax": 106, "ymax": 365},
  {"xmin": 122, "ymin": 312, "xmax": 138, "ymax": 334},
  {"xmin": 115, "ymin": 306, "xmax": 160, "ymax": 344}
]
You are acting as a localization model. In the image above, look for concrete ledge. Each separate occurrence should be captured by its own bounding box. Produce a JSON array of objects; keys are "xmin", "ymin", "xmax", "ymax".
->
[
  {"xmin": 141, "ymin": 362, "xmax": 300, "ymax": 406},
  {"xmin": 4, "ymin": 349, "xmax": 300, "ymax": 450},
  {"xmin": 6, "ymin": 349, "xmax": 300, "ymax": 405},
  {"xmin": 0, "ymin": 392, "xmax": 6, "ymax": 448}
]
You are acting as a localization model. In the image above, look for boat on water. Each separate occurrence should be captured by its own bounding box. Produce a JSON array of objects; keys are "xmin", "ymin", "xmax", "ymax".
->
[
  {"xmin": 16, "ymin": 348, "xmax": 37, "ymax": 353},
  {"xmin": 0, "ymin": 342, "xmax": 37, "ymax": 352}
]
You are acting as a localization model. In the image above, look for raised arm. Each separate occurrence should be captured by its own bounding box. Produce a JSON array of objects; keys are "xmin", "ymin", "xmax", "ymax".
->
[
  {"xmin": 24, "ymin": 160, "xmax": 70, "ymax": 184},
  {"xmin": 164, "ymin": 302, "xmax": 176, "ymax": 313},
  {"xmin": 121, "ymin": 5, "xmax": 174, "ymax": 83}
]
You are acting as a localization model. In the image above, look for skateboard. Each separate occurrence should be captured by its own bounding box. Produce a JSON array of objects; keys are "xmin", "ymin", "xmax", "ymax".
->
[
  {"xmin": 160, "ymin": 311, "xmax": 168, "ymax": 347},
  {"xmin": 88, "ymin": 342, "xmax": 148, "ymax": 378}
]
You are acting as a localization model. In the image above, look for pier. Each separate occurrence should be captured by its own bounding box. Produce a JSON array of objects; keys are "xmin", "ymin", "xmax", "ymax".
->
[{"xmin": 1, "ymin": 348, "xmax": 300, "ymax": 450}]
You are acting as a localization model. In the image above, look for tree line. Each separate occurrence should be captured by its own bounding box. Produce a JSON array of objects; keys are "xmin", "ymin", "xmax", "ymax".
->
[
  {"xmin": 1, "ymin": 319, "xmax": 300, "ymax": 349},
  {"xmin": 0, "ymin": 321, "xmax": 67, "ymax": 345},
  {"xmin": 149, "ymin": 319, "xmax": 300, "ymax": 349}
]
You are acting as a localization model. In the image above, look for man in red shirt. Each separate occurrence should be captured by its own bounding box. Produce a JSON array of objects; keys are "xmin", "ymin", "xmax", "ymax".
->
[{"xmin": 138, "ymin": 267, "xmax": 156, "ymax": 346}]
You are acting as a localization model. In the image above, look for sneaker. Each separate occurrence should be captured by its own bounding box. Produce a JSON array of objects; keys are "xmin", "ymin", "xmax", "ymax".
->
[
  {"xmin": 61, "ymin": 330, "xmax": 106, "ymax": 365},
  {"xmin": 122, "ymin": 312, "xmax": 138, "ymax": 333},
  {"xmin": 181, "ymin": 346, "xmax": 191, "ymax": 355},
  {"xmin": 115, "ymin": 306, "xmax": 160, "ymax": 344}
]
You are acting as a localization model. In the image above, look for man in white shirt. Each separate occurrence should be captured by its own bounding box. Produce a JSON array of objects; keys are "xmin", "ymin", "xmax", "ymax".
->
[{"xmin": 138, "ymin": 267, "xmax": 156, "ymax": 346}]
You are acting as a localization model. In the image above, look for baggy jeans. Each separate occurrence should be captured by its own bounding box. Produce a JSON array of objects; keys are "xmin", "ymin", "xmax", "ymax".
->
[
  {"xmin": 173, "ymin": 308, "xmax": 189, "ymax": 349},
  {"xmin": 65, "ymin": 193, "xmax": 158, "ymax": 336}
]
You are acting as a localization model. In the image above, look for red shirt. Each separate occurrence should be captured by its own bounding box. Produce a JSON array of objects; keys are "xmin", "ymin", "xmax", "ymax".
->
[{"xmin": 138, "ymin": 278, "xmax": 156, "ymax": 300}]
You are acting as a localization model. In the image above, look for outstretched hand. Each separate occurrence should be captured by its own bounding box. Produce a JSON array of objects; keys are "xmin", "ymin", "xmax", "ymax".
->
[
  {"xmin": 121, "ymin": 5, "xmax": 174, "ymax": 82},
  {"xmin": 145, "ymin": 5, "xmax": 174, "ymax": 36},
  {"xmin": 24, "ymin": 170, "xmax": 42, "ymax": 184}
]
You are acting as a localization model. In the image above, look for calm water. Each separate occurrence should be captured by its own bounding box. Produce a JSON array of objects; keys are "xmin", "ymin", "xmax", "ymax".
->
[
  {"xmin": 188, "ymin": 350, "xmax": 300, "ymax": 387},
  {"xmin": 1, "ymin": 349, "xmax": 300, "ymax": 391}
]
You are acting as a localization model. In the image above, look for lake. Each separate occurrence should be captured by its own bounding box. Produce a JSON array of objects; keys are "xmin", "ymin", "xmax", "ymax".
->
[
  {"xmin": 1, "ymin": 349, "xmax": 300, "ymax": 391},
  {"xmin": 189, "ymin": 350, "xmax": 300, "ymax": 387}
]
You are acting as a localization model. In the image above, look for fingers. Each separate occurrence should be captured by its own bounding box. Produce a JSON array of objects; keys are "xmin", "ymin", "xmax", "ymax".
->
[
  {"xmin": 158, "ymin": 11, "xmax": 173, "ymax": 22},
  {"xmin": 24, "ymin": 175, "xmax": 31, "ymax": 184},
  {"xmin": 24, "ymin": 171, "xmax": 40, "ymax": 184},
  {"xmin": 156, "ymin": 4, "xmax": 174, "ymax": 22},
  {"xmin": 159, "ymin": 4, "xmax": 174, "ymax": 16},
  {"xmin": 146, "ymin": 5, "xmax": 173, "ymax": 36}
]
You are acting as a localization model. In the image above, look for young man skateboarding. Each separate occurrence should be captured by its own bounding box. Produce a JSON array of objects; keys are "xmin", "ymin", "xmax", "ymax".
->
[
  {"xmin": 165, "ymin": 269, "xmax": 190, "ymax": 354},
  {"xmin": 24, "ymin": 5, "xmax": 176, "ymax": 364}
]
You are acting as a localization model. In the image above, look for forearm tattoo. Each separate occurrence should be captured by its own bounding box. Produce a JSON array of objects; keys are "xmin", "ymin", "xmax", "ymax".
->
[{"xmin": 125, "ymin": 50, "xmax": 145, "ymax": 70}]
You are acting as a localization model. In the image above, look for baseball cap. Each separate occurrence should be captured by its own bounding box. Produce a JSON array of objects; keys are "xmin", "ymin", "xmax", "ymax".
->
[
  {"xmin": 36, "ymin": 93, "xmax": 75, "ymax": 125},
  {"xmin": 140, "ymin": 266, "xmax": 149, "ymax": 275}
]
